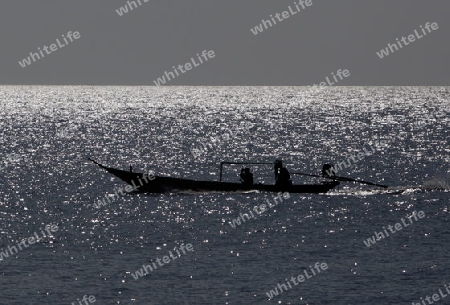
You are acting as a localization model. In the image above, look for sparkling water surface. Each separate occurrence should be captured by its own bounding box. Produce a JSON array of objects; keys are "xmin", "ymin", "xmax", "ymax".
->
[{"xmin": 0, "ymin": 86, "xmax": 449, "ymax": 304}]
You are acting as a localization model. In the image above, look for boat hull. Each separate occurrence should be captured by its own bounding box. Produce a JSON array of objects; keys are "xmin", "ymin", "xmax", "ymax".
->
[{"xmin": 93, "ymin": 161, "xmax": 339, "ymax": 194}]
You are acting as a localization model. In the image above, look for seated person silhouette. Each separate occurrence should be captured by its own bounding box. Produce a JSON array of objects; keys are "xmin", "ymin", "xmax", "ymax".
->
[{"xmin": 240, "ymin": 167, "xmax": 254, "ymax": 186}]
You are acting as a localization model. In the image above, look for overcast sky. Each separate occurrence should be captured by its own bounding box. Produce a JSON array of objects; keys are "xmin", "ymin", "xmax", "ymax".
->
[{"xmin": 1, "ymin": 0, "xmax": 449, "ymax": 85}]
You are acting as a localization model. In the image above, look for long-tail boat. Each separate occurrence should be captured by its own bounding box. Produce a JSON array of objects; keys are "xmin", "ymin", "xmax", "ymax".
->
[{"xmin": 88, "ymin": 159, "xmax": 342, "ymax": 194}]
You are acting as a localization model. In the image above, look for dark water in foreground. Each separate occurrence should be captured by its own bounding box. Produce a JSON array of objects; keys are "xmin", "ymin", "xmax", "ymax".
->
[{"xmin": 0, "ymin": 86, "xmax": 449, "ymax": 304}]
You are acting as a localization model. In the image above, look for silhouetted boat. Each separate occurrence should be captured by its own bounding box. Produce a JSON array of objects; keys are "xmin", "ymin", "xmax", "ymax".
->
[{"xmin": 89, "ymin": 158, "xmax": 339, "ymax": 194}]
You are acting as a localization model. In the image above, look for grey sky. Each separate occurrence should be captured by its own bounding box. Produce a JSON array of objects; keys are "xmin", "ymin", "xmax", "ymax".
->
[{"xmin": 1, "ymin": 0, "xmax": 449, "ymax": 85}]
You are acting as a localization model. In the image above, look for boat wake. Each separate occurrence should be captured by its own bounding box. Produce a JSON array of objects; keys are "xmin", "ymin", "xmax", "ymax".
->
[
  {"xmin": 137, "ymin": 186, "xmax": 448, "ymax": 197},
  {"xmin": 326, "ymin": 185, "xmax": 449, "ymax": 196}
]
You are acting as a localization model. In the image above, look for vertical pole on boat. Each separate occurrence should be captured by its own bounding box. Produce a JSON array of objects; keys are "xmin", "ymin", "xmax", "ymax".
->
[{"xmin": 219, "ymin": 162, "xmax": 224, "ymax": 182}]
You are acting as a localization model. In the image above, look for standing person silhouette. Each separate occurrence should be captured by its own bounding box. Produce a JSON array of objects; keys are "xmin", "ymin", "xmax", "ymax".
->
[{"xmin": 274, "ymin": 159, "xmax": 292, "ymax": 187}]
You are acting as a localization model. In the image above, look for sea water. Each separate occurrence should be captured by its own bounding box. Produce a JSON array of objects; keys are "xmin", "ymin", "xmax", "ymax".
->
[{"xmin": 0, "ymin": 86, "xmax": 449, "ymax": 304}]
